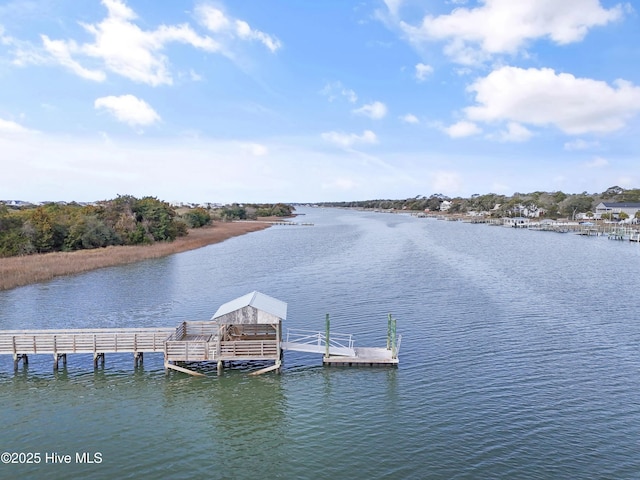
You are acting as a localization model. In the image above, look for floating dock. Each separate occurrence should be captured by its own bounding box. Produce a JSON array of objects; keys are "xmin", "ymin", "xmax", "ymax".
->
[
  {"xmin": 323, "ymin": 347, "xmax": 399, "ymax": 366},
  {"xmin": 0, "ymin": 292, "xmax": 400, "ymax": 375}
]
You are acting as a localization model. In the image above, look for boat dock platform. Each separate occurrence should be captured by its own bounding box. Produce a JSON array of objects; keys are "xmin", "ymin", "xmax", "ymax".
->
[
  {"xmin": 0, "ymin": 292, "xmax": 401, "ymax": 375},
  {"xmin": 323, "ymin": 347, "xmax": 399, "ymax": 366}
]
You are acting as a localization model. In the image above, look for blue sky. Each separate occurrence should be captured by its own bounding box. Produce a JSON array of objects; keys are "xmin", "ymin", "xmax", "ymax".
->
[{"xmin": 1, "ymin": 0, "xmax": 639, "ymax": 203}]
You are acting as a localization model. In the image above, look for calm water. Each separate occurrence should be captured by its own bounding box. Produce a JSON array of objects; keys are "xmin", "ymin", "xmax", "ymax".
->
[{"xmin": 1, "ymin": 208, "xmax": 640, "ymax": 479}]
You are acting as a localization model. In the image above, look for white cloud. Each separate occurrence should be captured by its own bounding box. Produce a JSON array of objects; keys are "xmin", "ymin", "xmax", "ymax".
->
[
  {"xmin": 444, "ymin": 120, "xmax": 481, "ymax": 138},
  {"xmin": 241, "ymin": 142, "xmax": 269, "ymax": 156},
  {"xmin": 94, "ymin": 94, "xmax": 160, "ymax": 127},
  {"xmin": 415, "ymin": 62, "xmax": 433, "ymax": 81},
  {"xmin": 390, "ymin": 0, "xmax": 624, "ymax": 65},
  {"xmin": 564, "ymin": 139, "xmax": 600, "ymax": 151},
  {"xmin": 431, "ymin": 170, "xmax": 463, "ymax": 192},
  {"xmin": 321, "ymin": 130, "xmax": 378, "ymax": 148},
  {"xmin": 189, "ymin": 69, "xmax": 203, "ymax": 81},
  {"xmin": 320, "ymin": 81, "xmax": 358, "ymax": 103},
  {"xmin": 0, "ymin": 117, "xmax": 34, "ymax": 134},
  {"xmin": 322, "ymin": 177, "xmax": 359, "ymax": 191},
  {"xmin": 353, "ymin": 101, "xmax": 388, "ymax": 120},
  {"xmin": 27, "ymin": 0, "xmax": 221, "ymax": 86},
  {"xmin": 584, "ymin": 156, "xmax": 609, "ymax": 168},
  {"xmin": 8, "ymin": 0, "xmax": 282, "ymax": 86},
  {"xmin": 400, "ymin": 113, "xmax": 419, "ymax": 124},
  {"xmin": 464, "ymin": 66, "xmax": 640, "ymax": 134},
  {"xmin": 196, "ymin": 4, "xmax": 281, "ymax": 53},
  {"xmin": 498, "ymin": 122, "xmax": 533, "ymax": 142},
  {"xmin": 40, "ymin": 35, "xmax": 106, "ymax": 82}
]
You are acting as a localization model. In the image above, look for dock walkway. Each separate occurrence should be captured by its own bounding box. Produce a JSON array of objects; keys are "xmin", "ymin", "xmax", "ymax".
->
[
  {"xmin": 0, "ymin": 327, "xmax": 175, "ymax": 368},
  {"xmin": 0, "ymin": 293, "xmax": 401, "ymax": 374}
]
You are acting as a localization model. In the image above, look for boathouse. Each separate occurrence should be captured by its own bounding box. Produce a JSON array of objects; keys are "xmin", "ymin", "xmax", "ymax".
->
[
  {"xmin": 163, "ymin": 291, "xmax": 286, "ymax": 371},
  {"xmin": 211, "ymin": 290, "xmax": 286, "ymax": 365}
]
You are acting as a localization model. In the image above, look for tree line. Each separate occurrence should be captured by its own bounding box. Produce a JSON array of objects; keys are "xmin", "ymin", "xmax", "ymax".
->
[
  {"xmin": 319, "ymin": 186, "xmax": 640, "ymax": 219},
  {"xmin": 0, "ymin": 196, "xmax": 293, "ymax": 258}
]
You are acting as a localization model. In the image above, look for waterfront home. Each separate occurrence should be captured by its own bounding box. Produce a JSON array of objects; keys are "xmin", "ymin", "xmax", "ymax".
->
[{"xmin": 594, "ymin": 202, "xmax": 640, "ymax": 221}]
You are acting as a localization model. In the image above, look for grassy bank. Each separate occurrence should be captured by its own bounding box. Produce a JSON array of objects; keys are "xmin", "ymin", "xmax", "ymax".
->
[{"xmin": 0, "ymin": 221, "xmax": 271, "ymax": 291}]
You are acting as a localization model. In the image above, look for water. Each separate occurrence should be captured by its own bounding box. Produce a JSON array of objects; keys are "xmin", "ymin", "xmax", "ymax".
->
[{"xmin": 1, "ymin": 208, "xmax": 640, "ymax": 479}]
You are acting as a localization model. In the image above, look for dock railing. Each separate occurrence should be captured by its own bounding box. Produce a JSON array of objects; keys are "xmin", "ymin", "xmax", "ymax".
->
[
  {"xmin": 0, "ymin": 328, "xmax": 175, "ymax": 355},
  {"xmin": 283, "ymin": 329, "xmax": 355, "ymax": 356}
]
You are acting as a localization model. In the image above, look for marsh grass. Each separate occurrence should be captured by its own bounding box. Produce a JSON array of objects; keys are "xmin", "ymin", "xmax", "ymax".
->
[{"xmin": 0, "ymin": 221, "xmax": 270, "ymax": 291}]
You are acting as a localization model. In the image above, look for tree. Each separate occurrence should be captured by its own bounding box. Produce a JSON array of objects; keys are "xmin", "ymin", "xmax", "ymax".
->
[
  {"xmin": 621, "ymin": 189, "xmax": 640, "ymax": 202},
  {"xmin": 0, "ymin": 206, "xmax": 29, "ymax": 257},
  {"xmin": 182, "ymin": 208, "xmax": 211, "ymax": 228},
  {"xmin": 65, "ymin": 215, "xmax": 118, "ymax": 250},
  {"xmin": 133, "ymin": 196, "xmax": 185, "ymax": 242},
  {"xmin": 24, "ymin": 207, "xmax": 55, "ymax": 253},
  {"xmin": 561, "ymin": 195, "xmax": 594, "ymax": 219},
  {"xmin": 553, "ymin": 191, "xmax": 567, "ymax": 203}
]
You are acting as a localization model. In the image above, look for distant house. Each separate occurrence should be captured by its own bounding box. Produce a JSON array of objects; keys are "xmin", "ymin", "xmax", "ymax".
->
[
  {"xmin": 440, "ymin": 200, "xmax": 452, "ymax": 212},
  {"xmin": 594, "ymin": 202, "xmax": 640, "ymax": 220}
]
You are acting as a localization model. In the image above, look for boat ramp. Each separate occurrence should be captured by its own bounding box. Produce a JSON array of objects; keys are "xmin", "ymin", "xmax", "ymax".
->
[{"xmin": 0, "ymin": 292, "xmax": 400, "ymax": 376}]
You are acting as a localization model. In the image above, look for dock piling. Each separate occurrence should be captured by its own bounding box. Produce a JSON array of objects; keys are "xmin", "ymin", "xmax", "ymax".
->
[
  {"xmin": 93, "ymin": 352, "xmax": 105, "ymax": 368},
  {"xmin": 53, "ymin": 353, "xmax": 67, "ymax": 370},
  {"xmin": 13, "ymin": 353, "xmax": 28, "ymax": 370},
  {"xmin": 325, "ymin": 314, "xmax": 330, "ymax": 358},
  {"xmin": 134, "ymin": 351, "xmax": 143, "ymax": 367}
]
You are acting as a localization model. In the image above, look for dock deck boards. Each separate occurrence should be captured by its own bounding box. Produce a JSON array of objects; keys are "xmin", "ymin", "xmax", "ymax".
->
[{"xmin": 323, "ymin": 347, "xmax": 399, "ymax": 366}]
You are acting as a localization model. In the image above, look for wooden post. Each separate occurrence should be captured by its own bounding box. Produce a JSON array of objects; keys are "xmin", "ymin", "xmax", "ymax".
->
[
  {"xmin": 53, "ymin": 353, "xmax": 67, "ymax": 370},
  {"xmin": 93, "ymin": 352, "xmax": 104, "ymax": 368},
  {"xmin": 325, "ymin": 314, "xmax": 330, "ymax": 358},
  {"xmin": 387, "ymin": 313, "xmax": 392, "ymax": 350},
  {"xmin": 134, "ymin": 352, "xmax": 143, "ymax": 367},
  {"xmin": 391, "ymin": 317, "xmax": 397, "ymax": 359},
  {"xmin": 13, "ymin": 353, "xmax": 28, "ymax": 369}
]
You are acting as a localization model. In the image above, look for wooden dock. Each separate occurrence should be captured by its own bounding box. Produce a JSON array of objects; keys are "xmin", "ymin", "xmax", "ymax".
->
[
  {"xmin": 323, "ymin": 347, "xmax": 399, "ymax": 366},
  {"xmin": 0, "ymin": 327, "xmax": 175, "ymax": 368},
  {"xmin": 0, "ymin": 292, "xmax": 401, "ymax": 374}
]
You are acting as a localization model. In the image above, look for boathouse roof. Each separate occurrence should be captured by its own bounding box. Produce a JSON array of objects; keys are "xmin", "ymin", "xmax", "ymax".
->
[{"xmin": 211, "ymin": 291, "xmax": 287, "ymax": 324}]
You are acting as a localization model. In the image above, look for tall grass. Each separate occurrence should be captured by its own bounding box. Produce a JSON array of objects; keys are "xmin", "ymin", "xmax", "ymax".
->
[{"xmin": 0, "ymin": 222, "xmax": 270, "ymax": 291}]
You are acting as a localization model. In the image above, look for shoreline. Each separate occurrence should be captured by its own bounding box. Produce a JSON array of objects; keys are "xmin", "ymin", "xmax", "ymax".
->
[{"xmin": 0, "ymin": 221, "xmax": 272, "ymax": 291}]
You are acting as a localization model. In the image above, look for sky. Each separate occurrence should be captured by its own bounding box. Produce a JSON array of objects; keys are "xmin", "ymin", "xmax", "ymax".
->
[{"xmin": 1, "ymin": 0, "xmax": 639, "ymax": 203}]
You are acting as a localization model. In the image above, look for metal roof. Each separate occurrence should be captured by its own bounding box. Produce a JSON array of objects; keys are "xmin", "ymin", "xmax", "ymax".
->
[
  {"xmin": 599, "ymin": 202, "xmax": 640, "ymax": 208},
  {"xmin": 211, "ymin": 291, "xmax": 288, "ymax": 321}
]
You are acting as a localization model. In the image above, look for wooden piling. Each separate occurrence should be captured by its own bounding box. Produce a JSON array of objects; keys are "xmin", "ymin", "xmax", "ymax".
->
[
  {"xmin": 325, "ymin": 313, "xmax": 330, "ymax": 358},
  {"xmin": 134, "ymin": 351, "xmax": 143, "ymax": 367},
  {"xmin": 53, "ymin": 353, "xmax": 67, "ymax": 370},
  {"xmin": 93, "ymin": 352, "xmax": 105, "ymax": 368}
]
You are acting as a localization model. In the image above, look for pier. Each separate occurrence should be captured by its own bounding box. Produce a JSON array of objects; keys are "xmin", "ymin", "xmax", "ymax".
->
[
  {"xmin": 0, "ymin": 327, "xmax": 174, "ymax": 369},
  {"xmin": 0, "ymin": 292, "xmax": 400, "ymax": 375}
]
